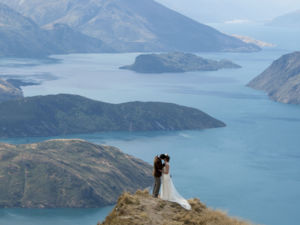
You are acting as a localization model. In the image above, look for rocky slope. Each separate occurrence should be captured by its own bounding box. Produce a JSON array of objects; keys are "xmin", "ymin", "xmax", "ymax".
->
[
  {"xmin": 267, "ymin": 9, "xmax": 300, "ymax": 27},
  {"xmin": 99, "ymin": 190, "xmax": 251, "ymax": 225},
  {"xmin": 0, "ymin": 78, "xmax": 23, "ymax": 102},
  {"xmin": 0, "ymin": 139, "xmax": 152, "ymax": 208},
  {"xmin": 248, "ymin": 51, "xmax": 300, "ymax": 104},
  {"xmin": 0, "ymin": 0, "xmax": 259, "ymax": 53},
  {"xmin": 0, "ymin": 3, "xmax": 111, "ymax": 58},
  {"xmin": 0, "ymin": 94, "xmax": 225, "ymax": 138},
  {"xmin": 120, "ymin": 52, "xmax": 241, "ymax": 73}
]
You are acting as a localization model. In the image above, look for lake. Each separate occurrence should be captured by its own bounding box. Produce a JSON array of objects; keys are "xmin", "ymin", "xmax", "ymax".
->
[{"xmin": 0, "ymin": 23, "xmax": 299, "ymax": 225}]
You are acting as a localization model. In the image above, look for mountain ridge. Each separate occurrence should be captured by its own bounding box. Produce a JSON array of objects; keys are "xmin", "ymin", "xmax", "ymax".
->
[
  {"xmin": 0, "ymin": 3, "xmax": 113, "ymax": 58},
  {"xmin": 0, "ymin": 0, "xmax": 260, "ymax": 53}
]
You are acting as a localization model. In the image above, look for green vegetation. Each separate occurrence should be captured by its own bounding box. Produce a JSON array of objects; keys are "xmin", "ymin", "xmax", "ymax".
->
[
  {"xmin": 120, "ymin": 52, "xmax": 241, "ymax": 73},
  {"xmin": 0, "ymin": 139, "xmax": 152, "ymax": 208},
  {"xmin": 0, "ymin": 94, "xmax": 225, "ymax": 138},
  {"xmin": 99, "ymin": 190, "xmax": 252, "ymax": 225}
]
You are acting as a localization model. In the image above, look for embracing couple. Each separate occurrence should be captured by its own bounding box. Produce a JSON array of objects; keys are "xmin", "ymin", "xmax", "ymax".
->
[{"xmin": 152, "ymin": 154, "xmax": 191, "ymax": 210}]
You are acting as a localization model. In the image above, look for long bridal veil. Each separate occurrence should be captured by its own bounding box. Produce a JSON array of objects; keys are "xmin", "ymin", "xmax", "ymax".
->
[{"xmin": 160, "ymin": 168, "xmax": 191, "ymax": 210}]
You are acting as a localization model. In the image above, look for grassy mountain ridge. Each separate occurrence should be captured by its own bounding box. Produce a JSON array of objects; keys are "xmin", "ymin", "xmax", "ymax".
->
[
  {"xmin": 0, "ymin": 0, "xmax": 260, "ymax": 53},
  {"xmin": 99, "ymin": 190, "xmax": 252, "ymax": 225},
  {"xmin": 0, "ymin": 94, "xmax": 226, "ymax": 138},
  {"xmin": 0, "ymin": 139, "xmax": 152, "ymax": 208}
]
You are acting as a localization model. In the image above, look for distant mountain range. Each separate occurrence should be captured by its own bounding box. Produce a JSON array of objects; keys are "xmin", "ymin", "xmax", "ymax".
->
[
  {"xmin": 120, "ymin": 52, "xmax": 241, "ymax": 73},
  {"xmin": 0, "ymin": 0, "xmax": 259, "ymax": 55},
  {"xmin": 248, "ymin": 52, "xmax": 300, "ymax": 104},
  {"xmin": 268, "ymin": 9, "xmax": 300, "ymax": 27},
  {"xmin": 0, "ymin": 94, "xmax": 225, "ymax": 138},
  {"xmin": 0, "ymin": 78, "xmax": 23, "ymax": 102},
  {"xmin": 0, "ymin": 3, "xmax": 112, "ymax": 57},
  {"xmin": 0, "ymin": 139, "xmax": 152, "ymax": 208}
]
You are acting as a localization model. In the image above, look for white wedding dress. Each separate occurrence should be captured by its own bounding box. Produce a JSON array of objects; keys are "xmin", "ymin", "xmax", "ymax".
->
[{"xmin": 160, "ymin": 162, "xmax": 191, "ymax": 210}]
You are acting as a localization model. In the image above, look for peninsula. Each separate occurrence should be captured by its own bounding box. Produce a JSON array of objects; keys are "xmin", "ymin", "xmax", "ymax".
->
[
  {"xmin": 0, "ymin": 94, "xmax": 225, "ymax": 138},
  {"xmin": 248, "ymin": 51, "xmax": 300, "ymax": 104},
  {"xmin": 0, "ymin": 139, "xmax": 152, "ymax": 208}
]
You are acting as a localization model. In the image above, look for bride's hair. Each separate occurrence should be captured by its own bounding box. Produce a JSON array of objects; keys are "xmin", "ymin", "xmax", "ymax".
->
[{"xmin": 165, "ymin": 155, "xmax": 170, "ymax": 162}]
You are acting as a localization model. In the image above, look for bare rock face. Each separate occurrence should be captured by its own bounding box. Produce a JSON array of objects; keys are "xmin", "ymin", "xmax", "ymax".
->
[
  {"xmin": 99, "ymin": 190, "xmax": 252, "ymax": 225},
  {"xmin": 0, "ymin": 139, "xmax": 153, "ymax": 208},
  {"xmin": 0, "ymin": 78, "xmax": 23, "ymax": 102},
  {"xmin": 248, "ymin": 51, "xmax": 300, "ymax": 104}
]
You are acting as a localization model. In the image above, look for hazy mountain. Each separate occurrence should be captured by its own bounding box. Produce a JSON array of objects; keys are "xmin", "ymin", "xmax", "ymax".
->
[
  {"xmin": 268, "ymin": 9, "xmax": 300, "ymax": 27},
  {"xmin": 0, "ymin": 139, "xmax": 152, "ymax": 208},
  {"xmin": 120, "ymin": 52, "xmax": 241, "ymax": 73},
  {"xmin": 0, "ymin": 78, "xmax": 23, "ymax": 102},
  {"xmin": 0, "ymin": 3, "xmax": 112, "ymax": 58},
  {"xmin": 99, "ymin": 190, "xmax": 251, "ymax": 225},
  {"xmin": 0, "ymin": 0, "xmax": 259, "ymax": 52},
  {"xmin": 0, "ymin": 94, "xmax": 225, "ymax": 138},
  {"xmin": 248, "ymin": 52, "xmax": 300, "ymax": 104}
]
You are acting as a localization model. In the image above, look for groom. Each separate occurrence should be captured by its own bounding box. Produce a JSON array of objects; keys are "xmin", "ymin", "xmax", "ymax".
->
[{"xmin": 152, "ymin": 154, "xmax": 166, "ymax": 198}]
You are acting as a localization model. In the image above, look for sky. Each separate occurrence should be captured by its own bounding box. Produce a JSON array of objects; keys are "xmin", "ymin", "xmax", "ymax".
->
[{"xmin": 155, "ymin": 0, "xmax": 300, "ymax": 23}]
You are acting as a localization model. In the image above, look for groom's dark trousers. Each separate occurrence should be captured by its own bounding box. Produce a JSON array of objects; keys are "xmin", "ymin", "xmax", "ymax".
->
[
  {"xmin": 152, "ymin": 156, "xmax": 163, "ymax": 197},
  {"xmin": 153, "ymin": 177, "xmax": 161, "ymax": 197}
]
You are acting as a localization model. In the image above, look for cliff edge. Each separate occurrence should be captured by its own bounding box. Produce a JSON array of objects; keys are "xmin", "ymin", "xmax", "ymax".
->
[{"xmin": 99, "ymin": 190, "xmax": 252, "ymax": 225}]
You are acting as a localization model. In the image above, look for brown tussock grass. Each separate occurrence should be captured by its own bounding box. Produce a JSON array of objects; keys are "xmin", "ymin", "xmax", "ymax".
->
[{"xmin": 99, "ymin": 190, "xmax": 254, "ymax": 225}]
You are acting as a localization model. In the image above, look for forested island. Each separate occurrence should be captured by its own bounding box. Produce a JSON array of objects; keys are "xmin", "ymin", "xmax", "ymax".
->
[{"xmin": 120, "ymin": 52, "xmax": 241, "ymax": 73}]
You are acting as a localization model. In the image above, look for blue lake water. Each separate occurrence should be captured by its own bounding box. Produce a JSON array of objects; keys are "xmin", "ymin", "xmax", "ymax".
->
[{"xmin": 0, "ymin": 24, "xmax": 300, "ymax": 225}]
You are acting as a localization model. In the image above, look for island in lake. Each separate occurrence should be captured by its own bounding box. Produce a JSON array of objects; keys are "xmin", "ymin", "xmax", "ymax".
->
[
  {"xmin": 248, "ymin": 51, "xmax": 300, "ymax": 104},
  {"xmin": 99, "ymin": 190, "xmax": 251, "ymax": 225},
  {"xmin": 0, "ymin": 139, "xmax": 152, "ymax": 208},
  {"xmin": 0, "ymin": 94, "xmax": 225, "ymax": 138},
  {"xmin": 120, "ymin": 52, "xmax": 241, "ymax": 73}
]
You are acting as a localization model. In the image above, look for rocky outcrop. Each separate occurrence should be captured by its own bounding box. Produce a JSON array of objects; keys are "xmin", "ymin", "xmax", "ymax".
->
[
  {"xmin": 248, "ymin": 51, "xmax": 300, "ymax": 104},
  {"xmin": 0, "ymin": 139, "xmax": 152, "ymax": 208},
  {"xmin": 120, "ymin": 52, "xmax": 241, "ymax": 73},
  {"xmin": 99, "ymin": 190, "xmax": 252, "ymax": 225}
]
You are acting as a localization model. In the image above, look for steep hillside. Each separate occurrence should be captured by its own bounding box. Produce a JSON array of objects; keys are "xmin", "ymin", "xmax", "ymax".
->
[
  {"xmin": 248, "ymin": 52, "xmax": 300, "ymax": 104},
  {"xmin": 0, "ymin": 3, "xmax": 112, "ymax": 58},
  {"xmin": 99, "ymin": 190, "xmax": 252, "ymax": 225},
  {"xmin": 0, "ymin": 94, "xmax": 226, "ymax": 138},
  {"xmin": 0, "ymin": 0, "xmax": 260, "ymax": 52},
  {"xmin": 0, "ymin": 139, "xmax": 152, "ymax": 208}
]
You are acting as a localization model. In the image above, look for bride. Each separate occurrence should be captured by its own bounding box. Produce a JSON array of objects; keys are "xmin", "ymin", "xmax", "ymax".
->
[{"xmin": 160, "ymin": 154, "xmax": 191, "ymax": 210}]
